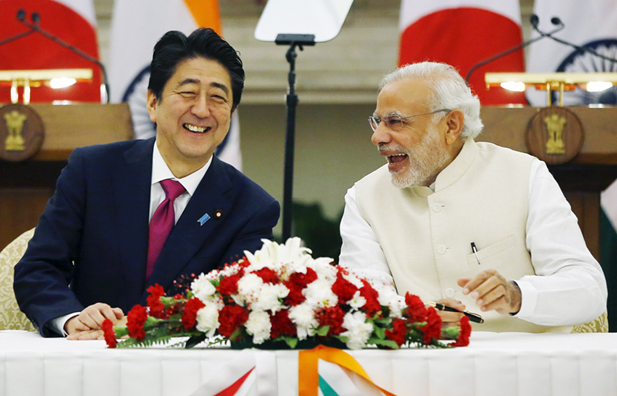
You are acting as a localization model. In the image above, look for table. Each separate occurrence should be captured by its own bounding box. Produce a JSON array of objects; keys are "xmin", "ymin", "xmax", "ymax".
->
[{"xmin": 1, "ymin": 330, "xmax": 617, "ymax": 396}]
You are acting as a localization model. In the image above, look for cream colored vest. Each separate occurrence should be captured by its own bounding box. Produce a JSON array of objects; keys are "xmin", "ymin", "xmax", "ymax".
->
[{"xmin": 356, "ymin": 140, "xmax": 571, "ymax": 333}]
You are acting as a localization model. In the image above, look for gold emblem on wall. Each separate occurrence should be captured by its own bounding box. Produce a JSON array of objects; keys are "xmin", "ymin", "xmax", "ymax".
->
[
  {"xmin": 526, "ymin": 107, "xmax": 584, "ymax": 165},
  {"xmin": 0, "ymin": 104, "xmax": 45, "ymax": 162}
]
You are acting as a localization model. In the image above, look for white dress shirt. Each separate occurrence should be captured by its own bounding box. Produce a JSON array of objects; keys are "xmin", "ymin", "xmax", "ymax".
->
[
  {"xmin": 53, "ymin": 144, "xmax": 212, "ymax": 336},
  {"xmin": 339, "ymin": 159, "xmax": 608, "ymax": 326}
]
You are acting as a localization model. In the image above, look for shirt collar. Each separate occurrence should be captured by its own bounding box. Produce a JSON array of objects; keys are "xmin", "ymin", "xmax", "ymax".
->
[{"xmin": 151, "ymin": 143, "xmax": 212, "ymax": 196}]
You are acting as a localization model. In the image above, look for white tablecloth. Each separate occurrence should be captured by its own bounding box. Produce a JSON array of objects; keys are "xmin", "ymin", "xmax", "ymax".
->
[{"xmin": 1, "ymin": 330, "xmax": 617, "ymax": 396}]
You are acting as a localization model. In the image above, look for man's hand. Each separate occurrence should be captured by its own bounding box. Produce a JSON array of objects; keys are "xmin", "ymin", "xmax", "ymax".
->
[
  {"xmin": 458, "ymin": 269, "xmax": 521, "ymax": 315},
  {"xmin": 65, "ymin": 303, "xmax": 124, "ymax": 340},
  {"xmin": 434, "ymin": 298, "xmax": 466, "ymax": 326}
]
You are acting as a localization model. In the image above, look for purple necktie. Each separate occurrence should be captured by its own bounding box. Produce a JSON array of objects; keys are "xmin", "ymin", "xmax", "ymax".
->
[{"xmin": 146, "ymin": 179, "xmax": 186, "ymax": 280}]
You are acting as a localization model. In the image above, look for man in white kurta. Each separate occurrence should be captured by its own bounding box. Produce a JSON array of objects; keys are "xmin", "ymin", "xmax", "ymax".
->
[{"xmin": 339, "ymin": 62, "xmax": 607, "ymax": 332}]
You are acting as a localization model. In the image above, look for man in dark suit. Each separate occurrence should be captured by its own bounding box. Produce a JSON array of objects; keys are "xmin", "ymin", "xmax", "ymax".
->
[{"xmin": 13, "ymin": 28, "xmax": 280, "ymax": 339}]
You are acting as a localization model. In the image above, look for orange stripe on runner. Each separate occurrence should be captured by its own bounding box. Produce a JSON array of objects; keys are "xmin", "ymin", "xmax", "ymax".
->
[
  {"xmin": 184, "ymin": 0, "xmax": 223, "ymax": 35},
  {"xmin": 298, "ymin": 345, "xmax": 397, "ymax": 396}
]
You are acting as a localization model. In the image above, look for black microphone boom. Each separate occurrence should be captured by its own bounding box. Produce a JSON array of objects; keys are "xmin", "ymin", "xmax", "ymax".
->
[
  {"xmin": 14, "ymin": 9, "xmax": 110, "ymax": 103},
  {"xmin": 465, "ymin": 15, "xmax": 565, "ymax": 85}
]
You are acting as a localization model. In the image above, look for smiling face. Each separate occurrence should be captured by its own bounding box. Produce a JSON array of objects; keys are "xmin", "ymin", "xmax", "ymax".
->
[
  {"xmin": 147, "ymin": 57, "xmax": 233, "ymax": 178},
  {"xmin": 371, "ymin": 77, "xmax": 461, "ymax": 188}
]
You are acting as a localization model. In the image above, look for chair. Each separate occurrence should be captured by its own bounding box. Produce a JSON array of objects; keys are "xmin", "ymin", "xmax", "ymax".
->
[
  {"xmin": 573, "ymin": 311, "xmax": 609, "ymax": 333},
  {"xmin": 0, "ymin": 228, "xmax": 36, "ymax": 331}
]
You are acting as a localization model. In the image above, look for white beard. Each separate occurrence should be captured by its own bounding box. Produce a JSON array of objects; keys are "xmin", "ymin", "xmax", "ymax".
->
[{"xmin": 387, "ymin": 124, "xmax": 451, "ymax": 188}]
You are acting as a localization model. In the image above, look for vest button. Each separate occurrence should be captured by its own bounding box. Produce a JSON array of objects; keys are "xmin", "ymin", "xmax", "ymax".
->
[
  {"xmin": 432, "ymin": 203, "xmax": 443, "ymax": 212},
  {"xmin": 445, "ymin": 288, "xmax": 456, "ymax": 298},
  {"xmin": 437, "ymin": 244, "xmax": 447, "ymax": 254}
]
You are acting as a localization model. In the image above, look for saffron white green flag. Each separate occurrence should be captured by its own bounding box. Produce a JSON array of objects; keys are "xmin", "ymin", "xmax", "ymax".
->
[
  {"xmin": 108, "ymin": 0, "xmax": 242, "ymax": 170},
  {"xmin": 527, "ymin": 0, "xmax": 617, "ymax": 332}
]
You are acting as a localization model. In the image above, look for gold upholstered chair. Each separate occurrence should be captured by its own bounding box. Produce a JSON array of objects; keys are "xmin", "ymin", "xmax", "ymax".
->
[
  {"xmin": 0, "ymin": 228, "xmax": 36, "ymax": 331},
  {"xmin": 573, "ymin": 311, "xmax": 609, "ymax": 333}
]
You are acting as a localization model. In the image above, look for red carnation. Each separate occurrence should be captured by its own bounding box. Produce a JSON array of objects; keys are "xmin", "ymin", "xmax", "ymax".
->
[
  {"xmin": 316, "ymin": 306, "xmax": 346, "ymax": 335},
  {"xmin": 218, "ymin": 304, "xmax": 249, "ymax": 338},
  {"xmin": 127, "ymin": 305, "xmax": 148, "ymax": 341},
  {"xmin": 146, "ymin": 284, "xmax": 166, "ymax": 319},
  {"xmin": 218, "ymin": 274, "xmax": 241, "ymax": 295},
  {"xmin": 451, "ymin": 316, "xmax": 471, "ymax": 347},
  {"xmin": 404, "ymin": 293, "xmax": 427, "ymax": 323},
  {"xmin": 360, "ymin": 280, "xmax": 381, "ymax": 316},
  {"xmin": 270, "ymin": 310, "xmax": 296, "ymax": 338},
  {"xmin": 421, "ymin": 307, "xmax": 442, "ymax": 344},
  {"xmin": 288, "ymin": 267, "xmax": 318, "ymax": 288},
  {"xmin": 332, "ymin": 271, "xmax": 358, "ymax": 303},
  {"xmin": 283, "ymin": 281, "xmax": 306, "ymax": 306},
  {"xmin": 181, "ymin": 297, "xmax": 205, "ymax": 331},
  {"xmin": 253, "ymin": 267, "xmax": 279, "ymax": 284},
  {"xmin": 102, "ymin": 319, "xmax": 117, "ymax": 348},
  {"xmin": 385, "ymin": 318, "xmax": 407, "ymax": 347}
]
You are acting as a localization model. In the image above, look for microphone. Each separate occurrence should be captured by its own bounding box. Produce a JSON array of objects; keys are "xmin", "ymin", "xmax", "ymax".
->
[
  {"xmin": 0, "ymin": 10, "xmax": 34, "ymax": 47},
  {"xmin": 14, "ymin": 9, "xmax": 110, "ymax": 103},
  {"xmin": 465, "ymin": 15, "xmax": 565, "ymax": 84},
  {"xmin": 531, "ymin": 15, "xmax": 617, "ymax": 64}
]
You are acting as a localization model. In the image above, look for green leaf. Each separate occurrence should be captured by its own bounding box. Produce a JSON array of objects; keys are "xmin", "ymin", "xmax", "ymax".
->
[
  {"xmin": 282, "ymin": 336, "xmax": 298, "ymax": 349},
  {"xmin": 315, "ymin": 326, "xmax": 330, "ymax": 337},
  {"xmin": 185, "ymin": 334, "xmax": 207, "ymax": 349},
  {"xmin": 374, "ymin": 326, "xmax": 386, "ymax": 340},
  {"xmin": 368, "ymin": 338, "xmax": 399, "ymax": 349}
]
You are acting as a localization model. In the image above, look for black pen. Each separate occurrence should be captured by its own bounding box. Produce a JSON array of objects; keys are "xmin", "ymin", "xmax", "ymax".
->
[
  {"xmin": 427, "ymin": 301, "xmax": 484, "ymax": 324},
  {"xmin": 470, "ymin": 242, "xmax": 481, "ymax": 265}
]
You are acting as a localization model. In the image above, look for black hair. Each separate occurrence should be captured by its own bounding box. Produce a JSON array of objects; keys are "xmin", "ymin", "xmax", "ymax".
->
[{"xmin": 148, "ymin": 28, "xmax": 244, "ymax": 111}]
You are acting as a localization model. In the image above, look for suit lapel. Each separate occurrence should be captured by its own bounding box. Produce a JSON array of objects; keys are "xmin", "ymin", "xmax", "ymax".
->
[
  {"xmin": 144, "ymin": 156, "xmax": 234, "ymax": 295},
  {"xmin": 114, "ymin": 138, "xmax": 155, "ymax": 306}
]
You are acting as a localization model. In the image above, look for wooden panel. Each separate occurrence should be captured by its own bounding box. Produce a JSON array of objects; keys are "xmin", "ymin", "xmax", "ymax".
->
[
  {"xmin": 0, "ymin": 188, "xmax": 53, "ymax": 250},
  {"xmin": 565, "ymin": 192, "xmax": 601, "ymax": 260}
]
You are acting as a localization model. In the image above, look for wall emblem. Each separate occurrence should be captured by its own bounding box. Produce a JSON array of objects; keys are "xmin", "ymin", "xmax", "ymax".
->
[
  {"xmin": 526, "ymin": 107, "xmax": 584, "ymax": 165},
  {"xmin": 0, "ymin": 104, "xmax": 45, "ymax": 162}
]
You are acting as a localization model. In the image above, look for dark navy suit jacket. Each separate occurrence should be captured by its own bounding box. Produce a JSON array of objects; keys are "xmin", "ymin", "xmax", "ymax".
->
[{"xmin": 13, "ymin": 138, "xmax": 280, "ymax": 336}]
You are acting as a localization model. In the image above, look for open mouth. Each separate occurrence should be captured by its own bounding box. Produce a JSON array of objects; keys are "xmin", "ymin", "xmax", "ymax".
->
[
  {"xmin": 387, "ymin": 153, "xmax": 408, "ymax": 164},
  {"xmin": 184, "ymin": 124, "xmax": 211, "ymax": 133}
]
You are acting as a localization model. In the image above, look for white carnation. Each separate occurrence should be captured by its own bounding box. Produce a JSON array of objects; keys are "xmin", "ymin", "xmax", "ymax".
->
[
  {"xmin": 348, "ymin": 290, "xmax": 367, "ymax": 310},
  {"xmin": 340, "ymin": 311, "xmax": 373, "ymax": 350},
  {"xmin": 310, "ymin": 257, "xmax": 337, "ymax": 282},
  {"xmin": 304, "ymin": 278, "xmax": 338, "ymax": 308},
  {"xmin": 245, "ymin": 310, "xmax": 272, "ymax": 345},
  {"xmin": 237, "ymin": 273, "xmax": 264, "ymax": 305},
  {"xmin": 343, "ymin": 272, "xmax": 364, "ymax": 289},
  {"xmin": 252, "ymin": 283, "xmax": 289, "ymax": 313},
  {"xmin": 288, "ymin": 302, "xmax": 318, "ymax": 340},
  {"xmin": 195, "ymin": 304, "xmax": 220, "ymax": 337},
  {"xmin": 377, "ymin": 286, "xmax": 405, "ymax": 318},
  {"xmin": 191, "ymin": 274, "xmax": 217, "ymax": 302}
]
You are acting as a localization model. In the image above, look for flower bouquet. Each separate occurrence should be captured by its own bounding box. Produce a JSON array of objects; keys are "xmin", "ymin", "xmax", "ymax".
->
[{"xmin": 103, "ymin": 238, "xmax": 471, "ymax": 350}]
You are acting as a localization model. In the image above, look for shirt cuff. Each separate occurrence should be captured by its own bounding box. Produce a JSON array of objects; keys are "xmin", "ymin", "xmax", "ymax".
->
[
  {"xmin": 50, "ymin": 312, "xmax": 80, "ymax": 337},
  {"xmin": 510, "ymin": 279, "xmax": 537, "ymax": 319}
]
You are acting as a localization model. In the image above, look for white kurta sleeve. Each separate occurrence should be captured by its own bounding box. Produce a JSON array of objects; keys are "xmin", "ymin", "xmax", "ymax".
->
[
  {"xmin": 338, "ymin": 186, "xmax": 396, "ymax": 290},
  {"xmin": 516, "ymin": 160, "xmax": 608, "ymax": 325}
]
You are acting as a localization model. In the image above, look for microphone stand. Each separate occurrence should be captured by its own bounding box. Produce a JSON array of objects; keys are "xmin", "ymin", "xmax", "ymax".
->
[
  {"xmin": 275, "ymin": 34, "xmax": 315, "ymax": 241},
  {"xmin": 15, "ymin": 9, "xmax": 110, "ymax": 103}
]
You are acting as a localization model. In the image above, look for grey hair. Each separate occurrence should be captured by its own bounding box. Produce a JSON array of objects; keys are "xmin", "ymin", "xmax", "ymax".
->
[{"xmin": 379, "ymin": 62, "xmax": 483, "ymax": 140}]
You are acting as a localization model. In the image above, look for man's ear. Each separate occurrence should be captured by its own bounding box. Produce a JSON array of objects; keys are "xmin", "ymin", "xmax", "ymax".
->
[
  {"xmin": 444, "ymin": 109, "xmax": 464, "ymax": 145},
  {"xmin": 146, "ymin": 90, "xmax": 158, "ymax": 123}
]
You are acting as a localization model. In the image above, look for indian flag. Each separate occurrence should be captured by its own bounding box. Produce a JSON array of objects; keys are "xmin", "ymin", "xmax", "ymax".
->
[
  {"xmin": 0, "ymin": 0, "xmax": 101, "ymax": 103},
  {"xmin": 527, "ymin": 0, "xmax": 617, "ymax": 332},
  {"xmin": 107, "ymin": 0, "xmax": 242, "ymax": 170},
  {"xmin": 398, "ymin": 0, "xmax": 527, "ymax": 105}
]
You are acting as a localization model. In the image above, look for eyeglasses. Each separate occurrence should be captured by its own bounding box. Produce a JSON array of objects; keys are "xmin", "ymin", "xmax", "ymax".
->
[{"xmin": 368, "ymin": 109, "xmax": 450, "ymax": 132}]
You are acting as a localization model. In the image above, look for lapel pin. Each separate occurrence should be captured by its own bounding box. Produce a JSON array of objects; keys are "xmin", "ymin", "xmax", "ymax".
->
[
  {"xmin": 198, "ymin": 213, "xmax": 210, "ymax": 226},
  {"xmin": 215, "ymin": 210, "xmax": 223, "ymax": 218}
]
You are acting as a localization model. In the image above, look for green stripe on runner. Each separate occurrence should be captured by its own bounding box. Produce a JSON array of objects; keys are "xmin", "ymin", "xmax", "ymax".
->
[{"xmin": 319, "ymin": 374, "xmax": 339, "ymax": 396}]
